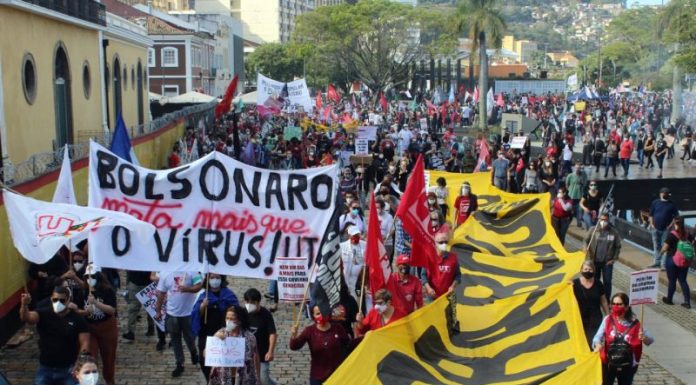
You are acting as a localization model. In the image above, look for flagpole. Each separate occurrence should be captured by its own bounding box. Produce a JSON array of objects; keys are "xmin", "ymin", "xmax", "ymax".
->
[
  {"xmin": 293, "ymin": 261, "xmax": 319, "ymax": 330},
  {"xmin": 1, "ymin": 184, "xmax": 29, "ymax": 294},
  {"xmin": 358, "ymin": 264, "xmax": 367, "ymax": 316}
]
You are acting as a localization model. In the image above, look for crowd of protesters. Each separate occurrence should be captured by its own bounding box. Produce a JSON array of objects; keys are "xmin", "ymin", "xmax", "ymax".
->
[{"xmin": 20, "ymin": 85, "xmax": 696, "ymax": 385}]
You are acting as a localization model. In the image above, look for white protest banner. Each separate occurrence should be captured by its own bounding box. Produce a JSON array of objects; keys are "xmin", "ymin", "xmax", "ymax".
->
[
  {"xmin": 356, "ymin": 126, "xmax": 377, "ymax": 141},
  {"xmin": 2, "ymin": 190, "xmax": 155, "ymax": 265},
  {"xmin": 88, "ymin": 142, "xmax": 338, "ymax": 280},
  {"xmin": 205, "ymin": 336, "xmax": 245, "ymax": 367},
  {"xmin": 420, "ymin": 118, "xmax": 428, "ymax": 130},
  {"xmin": 355, "ymin": 138, "xmax": 369, "ymax": 155},
  {"xmin": 287, "ymin": 78, "xmax": 313, "ymax": 113},
  {"xmin": 135, "ymin": 282, "xmax": 166, "ymax": 331},
  {"xmin": 257, "ymin": 73, "xmax": 285, "ymax": 106},
  {"xmin": 510, "ymin": 136, "xmax": 528, "ymax": 149},
  {"xmin": 629, "ymin": 269, "xmax": 659, "ymax": 306}
]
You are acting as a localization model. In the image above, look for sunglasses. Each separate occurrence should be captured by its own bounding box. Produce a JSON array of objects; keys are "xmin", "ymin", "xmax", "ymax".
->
[{"xmin": 51, "ymin": 298, "xmax": 67, "ymax": 304}]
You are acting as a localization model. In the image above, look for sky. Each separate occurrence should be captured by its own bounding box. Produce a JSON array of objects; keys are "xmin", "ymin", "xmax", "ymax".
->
[{"xmin": 629, "ymin": 0, "xmax": 669, "ymax": 7}]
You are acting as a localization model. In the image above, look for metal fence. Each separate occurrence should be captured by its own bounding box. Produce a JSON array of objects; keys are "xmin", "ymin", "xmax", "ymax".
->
[{"xmin": 1, "ymin": 101, "xmax": 216, "ymax": 186}]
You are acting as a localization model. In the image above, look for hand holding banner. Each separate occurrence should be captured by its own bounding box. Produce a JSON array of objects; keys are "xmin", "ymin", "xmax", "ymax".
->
[{"xmin": 205, "ymin": 336, "xmax": 245, "ymax": 367}]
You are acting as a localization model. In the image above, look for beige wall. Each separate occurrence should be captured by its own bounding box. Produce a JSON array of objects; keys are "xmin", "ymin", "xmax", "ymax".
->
[
  {"xmin": 106, "ymin": 38, "xmax": 151, "ymax": 130},
  {"xmin": 0, "ymin": 7, "xmax": 103, "ymax": 164}
]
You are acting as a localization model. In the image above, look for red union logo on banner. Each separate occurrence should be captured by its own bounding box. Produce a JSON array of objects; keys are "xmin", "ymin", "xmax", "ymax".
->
[{"xmin": 35, "ymin": 214, "xmax": 106, "ymax": 239}]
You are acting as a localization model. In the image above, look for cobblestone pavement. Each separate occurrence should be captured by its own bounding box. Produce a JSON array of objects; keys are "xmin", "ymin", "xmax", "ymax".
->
[{"xmin": 0, "ymin": 241, "xmax": 689, "ymax": 385}]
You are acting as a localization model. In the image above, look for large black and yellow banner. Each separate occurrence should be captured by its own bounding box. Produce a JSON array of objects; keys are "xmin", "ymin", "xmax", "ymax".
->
[{"xmin": 326, "ymin": 171, "xmax": 601, "ymax": 385}]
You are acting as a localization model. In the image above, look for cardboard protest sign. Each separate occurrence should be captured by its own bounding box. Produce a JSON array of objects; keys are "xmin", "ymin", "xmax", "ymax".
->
[
  {"xmin": 205, "ymin": 336, "xmax": 245, "ymax": 367},
  {"xmin": 88, "ymin": 142, "xmax": 338, "ymax": 282},
  {"xmin": 629, "ymin": 269, "xmax": 659, "ymax": 306},
  {"xmin": 355, "ymin": 138, "xmax": 369, "ymax": 155},
  {"xmin": 135, "ymin": 282, "xmax": 166, "ymax": 332}
]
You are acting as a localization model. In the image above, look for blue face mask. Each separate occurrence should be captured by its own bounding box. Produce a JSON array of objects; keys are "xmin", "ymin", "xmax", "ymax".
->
[{"xmin": 352, "ymin": 208, "xmax": 360, "ymax": 216}]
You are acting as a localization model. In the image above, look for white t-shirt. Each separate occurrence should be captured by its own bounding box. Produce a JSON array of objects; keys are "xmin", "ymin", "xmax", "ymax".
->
[
  {"xmin": 340, "ymin": 240, "xmax": 366, "ymax": 300},
  {"xmin": 157, "ymin": 272, "xmax": 198, "ymax": 317},
  {"xmin": 378, "ymin": 211, "xmax": 394, "ymax": 247},
  {"xmin": 397, "ymin": 129, "xmax": 413, "ymax": 152}
]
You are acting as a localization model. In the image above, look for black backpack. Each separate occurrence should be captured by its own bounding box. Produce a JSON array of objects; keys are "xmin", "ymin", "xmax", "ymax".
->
[{"xmin": 606, "ymin": 317, "xmax": 636, "ymax": 368}]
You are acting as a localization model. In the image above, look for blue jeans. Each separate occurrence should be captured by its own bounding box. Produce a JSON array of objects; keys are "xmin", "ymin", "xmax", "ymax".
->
[
  {"xmin": 582, "ymin": 211, "xmax": 597, "ymax": 231},
  {"xmin": 35, "ymin": 364, "xmax": 73, "ymax": 385},
  {"xmin": 620, "ymin": 158, "xmax": 630, "ymax": 176},
  {"xmin": 260, "ymin": 362, "xmax": 277, "ymax": 385},
  {"xmin": 637, "ymin": 149, "xmax": 644, "ymax": 166},
  {"xmin": 267, "ymin": 280, "xmax": 278, "ymax": 303},
  {"xmin": 552, "ymin": 216, "xmax": 571, "ymax": 245},
  {"xmin": 651, "ymin": 228, "xmax": 668, "ymax": 266},
  {"xmin": 594, "ymin": 261, "xmax": 614, "ymax": 301},
  {"xmin": 665, "ymin": 254, "xmax": 691, "ymax": 306}
]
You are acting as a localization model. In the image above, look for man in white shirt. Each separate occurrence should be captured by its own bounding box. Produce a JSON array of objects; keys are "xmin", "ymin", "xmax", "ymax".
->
[
  {"xmin": 397, "ymin": 127, "xmax": 413, "ymax": 156},
  {"xmin": 376, "ymin": 199, "xmax": 395, "ymax": 260},
  {"xmin": 340, "ymin": 226, "xmax": 366, "ymax": 301},
  {"xmin": 155, "ymin": 272, "xmax": 203, "ymax": 377}
]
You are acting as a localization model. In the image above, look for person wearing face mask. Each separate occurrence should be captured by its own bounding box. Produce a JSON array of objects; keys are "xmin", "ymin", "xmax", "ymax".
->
[
  {"xmin": 660, "ymin": 217, "xmax": 692, "ymax": 309},
  {"xmin": 386, "ymin": 254, "xmax": 423, "ymax": 315},
  {"xmin": 454, "ymin": 182, "xmax": 478, "ymax": 227},
  {"xmin": 429, "ymin": 210, "xmax": 451, "ymax": 238},
  {"xmin": 491, "ymin": 151, "xmax": 509, "ymax": 191},
  {"xmin": 580, "ymin": 180, "xmax": 604, "ymax": 231},
  {"xmin": 290, "ymin": 304, "xmax": 350, "ymax": 385},
  {"xmin": 355, "ymin": 289, "xmax": 406, "ymax": 336},
  {"xmin": 191, "ymin": 274, "xmax": 239, "ymax": 382},
  {"xmin": 338, "ymin": 167, "xmax": 357, "ymax": 195},
  {"xmin": 210, "ymin": 306, "xmax": 261, "ymax": 385},
  {"xmin": 339, "ymin": 203, "xmax": 365, "ymax": 234},
  {"xmin": 243, "ymin": 288, "xmax": 278, "ymax": 385},
  {"xmin": 72, "ymin": 356, "xmax": 103, "ymax": 385},
  {"xmin": 572, "ymin": 260, "xmax": 610, "ymax": 348},
  {"xmin": 427, "ymin": 177, "xmax": 449, "ymax": 218},
  {"xmin": 654, "ymin": 133, "xmax": 668, "ymax": 178},
  {"xmin": 420, "ymin": 232, "xmax": 461, "ymax": 301},
  {"xmin": 648, "ymin": 187, "xmax": 680, "ymax": 268},
  {"xmin": 28, "ymin": 249, "xmax": 69, "ymax": 304},
  {"xmin": 551, "ymin": 187, "xmax": 574, "ymax": 245},
  {"xmin": 21, "ymin": 286, "xmax": 90, "ymax": 385},
  {"xmin": 565, "ymin": 162, "xmax": 588, "ymax": 228},
  {"xmin": 584, "ymin": 213, "xmax": 622, "ymax": 301},
  {"xmin": 592, "ymin": 292, "xmax": 654, "ymax": 385},
  {"xmin": 81, "ymin": 266, "xmax": 118, "ymax": 385},
  {"xmin": 340, "ymin": 226, "xmax": 367, "ymax": 302},
  {"xmin": 619, "ymin": 136, "xmax": 634, "ymax": 177},
  {"xmin": 376, "ymin": 199, "xmax": 395, "ymax": 258},
  {"xmin": 539, "ymin": 157, "xmax": 557, "ymax": 195}
]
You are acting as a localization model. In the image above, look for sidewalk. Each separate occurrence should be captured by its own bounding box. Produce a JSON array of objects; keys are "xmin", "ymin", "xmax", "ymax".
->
[{"xmin": 566, "ymin": 225, "xmax": 696, "ymax": 304}]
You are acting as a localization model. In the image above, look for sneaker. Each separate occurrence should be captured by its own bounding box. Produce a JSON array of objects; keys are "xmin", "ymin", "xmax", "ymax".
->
[
  {"xmin": 172, "ymin": 365, "xmax": 184, "ymax": 378},
  {"xmin": 662, "ymin": 296, "xmax": 674, "ymax": 305},
  {"xmin": 191, "ymin": 351, "xmax": 199, "ymax": 365},
  {"xmin": 681, "ymin": 303, "xmax": 691, "ymax": 309},
  {"xmin": 121, "ymin": 332, "xmax": 135, "ymax": 342},
  {"xmin": 156, "ymin": 340, "xmax": 166, "ymax": 352}
]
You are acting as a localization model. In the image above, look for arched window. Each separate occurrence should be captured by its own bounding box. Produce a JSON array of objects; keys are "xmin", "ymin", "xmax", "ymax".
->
[
  {"xmin": 82, "ymin": 61, "xmax": 91, "ymax": 99},
  {"xmin": 54, "ymin": 43, "xmax": 73, "ymax": 148},
  {"xmin": 113, "ymin": 56, "xmax": 122, "ymax": 121},
  {"xmin": 22, "ymin": 53, "xmax": 37, "ymax": 105}
]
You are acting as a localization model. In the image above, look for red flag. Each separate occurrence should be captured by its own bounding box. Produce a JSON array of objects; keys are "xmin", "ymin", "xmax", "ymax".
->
[
  {"xmin": 475, "ymin": 139, "xmax": 490, "ymax": 172},
  {"xmin": 214, "ymin": 74, "xmax": 238, "ymax": 119},
  {"xmin": 379, "ymin": 91, "xmax": 388, "ymax": 112},
  {"xmin": 366, "ymin": 192, "xmax": 391, "ymax": 296},
  {"xmin": 473, "ymin": 86, "xmax": 480, "ymax": 103},
  {"xmin": 395, "ymin": 155, "xmax": 437, "ymax": 268},
  {"xmin": 315, "ymin": 92, "xmax": 323, "ymax": 111},
  {"xmin": 425, "ymin": 99, "xmax": 436, "ymax": 115},
  {"xmin": 327, "ymin": 84, "xmax": 340, "ymax": 104}
]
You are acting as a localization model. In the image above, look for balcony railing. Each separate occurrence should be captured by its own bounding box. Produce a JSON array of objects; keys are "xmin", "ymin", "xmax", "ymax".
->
[
  {"xmin": 22, "ymin": 0, "xmax": 107, "ymax": 27},
  {"xmin": 0, "ymin": 101, "xmax": 217, "ymax": 186}
]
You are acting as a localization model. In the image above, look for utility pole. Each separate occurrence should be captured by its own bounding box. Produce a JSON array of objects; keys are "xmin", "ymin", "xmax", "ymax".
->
[{"xmin": 597, "ymin": 35, "xmax": 602, "ymax": 86}]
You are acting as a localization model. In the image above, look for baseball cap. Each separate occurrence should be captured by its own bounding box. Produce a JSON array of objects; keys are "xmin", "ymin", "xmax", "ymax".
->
[
  {"xmin": 396, "ymin": 254, "xmax": 410, "ymax": 265},
  {"xmin": 659, "ymin": 187, "xmax": 670, "ymax": 194}
]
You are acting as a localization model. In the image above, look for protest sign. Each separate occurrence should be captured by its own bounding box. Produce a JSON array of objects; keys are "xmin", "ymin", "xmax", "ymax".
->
[
  {"xmin": 420, "ymin": 118, "xmax": 428, "ymax": 130},
  {"xmin": 134, "ymin": 282, "xmax": 166, "ymax": 332},
  {"xmin": 205, "ymin": 336, "xmax": 245, "ymax": 367},
  {"xmin": 88, "ymin": 142, "xmax": 338, "ymax": 280},
  {"xmin": 356, "ymin": 126, "xmax": 377, "ymax": 141},
  {"xmin": 629, "ymin": 269, "xmax": 659, "ymax": 306},
  {"xmin": 284, "ymin": 126, "xmax": 302, "ymax": 141},
  {"xmin": 277, "ymin": 256, "xmax": 310, "ymax": 302},
  {"xmin": 257, "ymin": 73, "xmax": 285, "ymax": 106},
  {"xmin": 355, "ymin": 138, "xmax": 369, "ymax": 155},
  {"xmin": 286, "ymin": 78, "xmax": 313, "ymax": 113},
  {"xmin": 510, "ymin": 136, "xmax": 528, "ymax": 149}
]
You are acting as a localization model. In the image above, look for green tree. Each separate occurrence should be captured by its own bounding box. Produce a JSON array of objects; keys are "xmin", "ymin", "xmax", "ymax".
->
[
  {"xmin": 455, "ymin": 0, "xmax": 506, "ymax": 130},
  {"xmin": 246, "ymin": 43, "xmax": 303, "ymax": 83}
]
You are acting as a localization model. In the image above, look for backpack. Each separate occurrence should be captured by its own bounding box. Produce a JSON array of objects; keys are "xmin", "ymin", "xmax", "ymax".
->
[
  {"xmin": 671, "ymin": 231, "xmax": 695, "ymax": 268},
  {"xmin": 606, "ymin": 317, "xmax": 636, "ymax": 368}
]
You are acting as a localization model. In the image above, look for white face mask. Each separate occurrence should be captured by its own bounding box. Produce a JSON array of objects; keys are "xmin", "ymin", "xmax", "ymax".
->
[
  {"xmin": 80, "ymin": 373, "xmax": 99, "ymax": 385},
  {"xmin": 599, "ymin": 220, "xmax": 608, "ymax": 229},
  {"xmin": 73, "ymin": 262, "xmax": 84, "ymax": 271},
  {"xmin": 87, "ymin": 278, "xmax": 97, "ymax": 288},
  {"xmin": 374, "ymin": 303, "xmax": 388, "ymax": 313},
  {"xmin": 225, "ymin": 320, "xmax": 237, "ymax": 332},
  {"xmin": 52, "ymin": 301, "xmax": 67, "ymax": 314},
  {"xmin": 437, "ymin": 243, "xmax": 448, "ymax": 252},
  {"xmin": 209, "ymin": 278, "xmax": 222, "ymax": 289},
  {"xmin": 245, "ymin": 303, "xmax": 258, "ymax": 313},
  {"xmin": 384, "ymin": 203, "xmax": 390, "ymax": 212},
  {"xmin": 557, "ymin": 193, "xmax": 563, "ymax": 199},
  {"xmin": 462, "ymin": 187, "xmax": 470, "ymax": 195},
  {"xmin": 428, "ymin": 198, "xmax": 436, "ymax": 204}
]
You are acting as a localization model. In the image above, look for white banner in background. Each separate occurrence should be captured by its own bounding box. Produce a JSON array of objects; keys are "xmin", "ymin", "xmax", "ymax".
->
[
  {"xmin": 257, "ymin": 73, "xmax": 285, "ymax": 106},
  {"xmin": 287, "ymin": 78, "xmax": 313, "ymax": 112},
  {"xmin": 88, "ymin": 142, "xmax": 338, "ymax": 280}
]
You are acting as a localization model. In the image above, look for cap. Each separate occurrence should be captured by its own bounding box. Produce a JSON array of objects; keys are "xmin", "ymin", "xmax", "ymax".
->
[
  {"xmin": 660, "ymin": 187, "xmax": 670, "ymax": 194},
  {"xmin": 396, "ymin": 254, "xmax": 410, "ymax": 265},
  {"xmin": 348, "ymin": 226, "xmax": 361, "ymax": 237}
]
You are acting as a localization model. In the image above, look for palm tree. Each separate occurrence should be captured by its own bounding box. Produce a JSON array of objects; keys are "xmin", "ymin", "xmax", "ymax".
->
[
  {"xmin": 656, "ymin": 0, "xmax": 694, "ymax": 124},
  {"xmin": 455, "ymin": 0, "xmax": 506, "ymax": 130}
]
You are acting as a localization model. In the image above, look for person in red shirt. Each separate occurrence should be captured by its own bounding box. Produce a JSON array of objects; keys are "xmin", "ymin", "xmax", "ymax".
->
[
  {"xmin": 420, "ymin": 232, "xmax": 461, "ymax": 301},
  {"xmin": 386, "ymin": 254, "xmax": 423, "ymax": 315},
  {"xmin": 619, "ymin": 136, "xmax": 634, "ymax": 177},
  {"xmin": 168, "ymin": 143, "xmax": 181, "ymax": 168},
  {"xmin": 290, "ymin": 305, "xmax": 350, "ymax": 385},
  {"xmin": 454, "ymin": 182, "xmax": 478, "ymax": 227},
  {"xmin": 354, "ymin": 289, "xmax": 406, "ymax": 336},
  {"xmin": 551, "ymin": 187, "xmax": 574, "ymax": 245}
]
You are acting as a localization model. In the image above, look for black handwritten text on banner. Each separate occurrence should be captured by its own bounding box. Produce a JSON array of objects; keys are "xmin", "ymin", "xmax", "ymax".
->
[{"xmin": 87, "ymin": 142, "xmax": 338, "ymax": 279}]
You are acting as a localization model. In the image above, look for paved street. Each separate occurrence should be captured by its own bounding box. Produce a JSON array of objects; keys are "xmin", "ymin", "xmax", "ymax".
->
[{"xmin": 1, "ymin": 240, "xmax": 693, "ymax": 385}]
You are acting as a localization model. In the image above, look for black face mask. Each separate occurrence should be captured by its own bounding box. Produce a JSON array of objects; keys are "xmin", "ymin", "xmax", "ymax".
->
[
  {"xmin": 399, "ymin": 266, "xmax": 409, "ymax": 275},
  {"xmin": 581, "ymin": 271, "xmax": 594, "ymax": 279}
]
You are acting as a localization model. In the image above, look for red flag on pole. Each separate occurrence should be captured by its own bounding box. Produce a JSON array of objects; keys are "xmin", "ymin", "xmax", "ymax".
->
[
  {"xmin": 214, "ymin": 74, "xmax": 238, "ymax": 120},
  {"xmin": 315, "ymin": 92, "xmax": 323, "ymax": 111},
  {"xmin": 379, "ymin": 91, "xmax": 388, "ymax": 112},
  {"xmin": 473, "ymin": 86, "xmax": 480, "ymax": 103},
  {"xmin": 475, "ymin": 139, "xmax": 490, "ymax": 172},
  {"xmin": 395, "ymin": 155, "xmax": 437, "ymax": 268},
  {"xmin": 366, "ymin": 192, "xmax": 391, "ymax": 296},
  {"xmin": 327, "ymin": 84, "xmax": 340, "ymax": 104}
]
